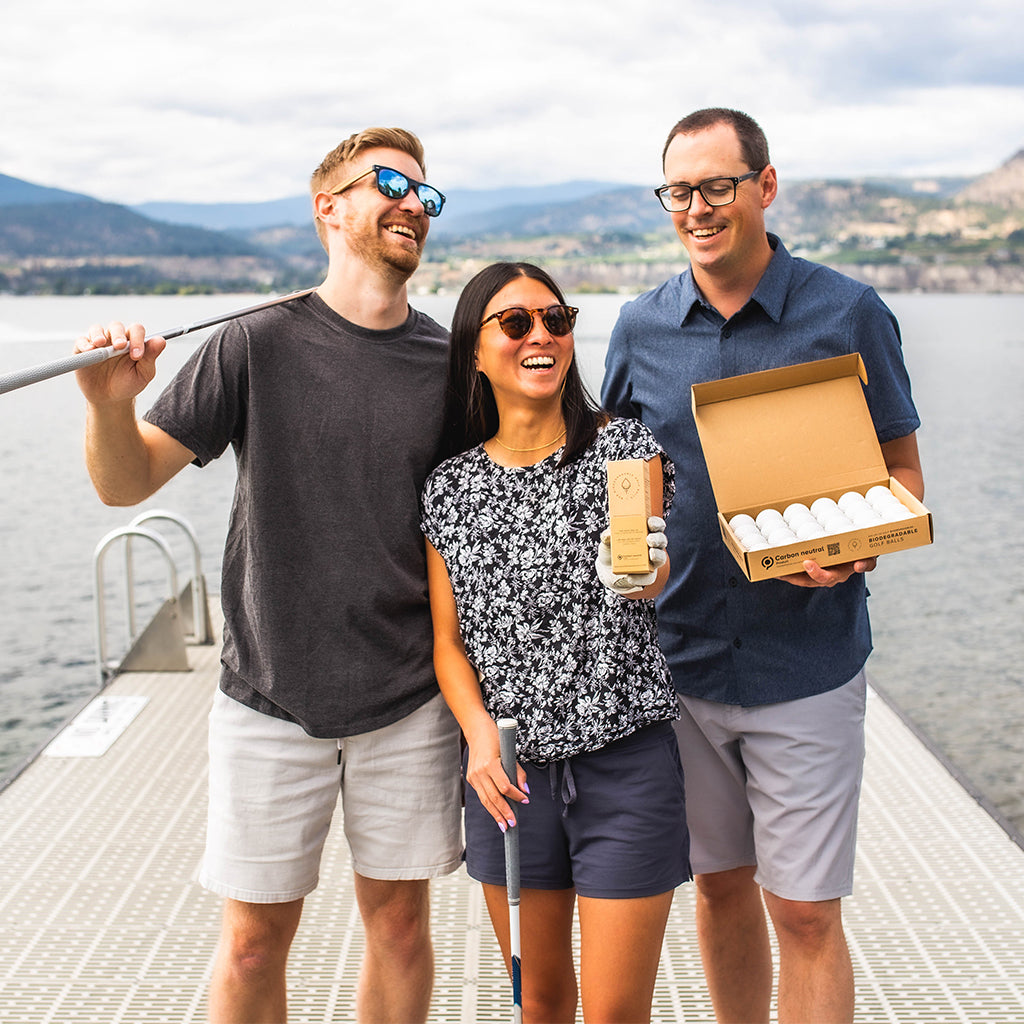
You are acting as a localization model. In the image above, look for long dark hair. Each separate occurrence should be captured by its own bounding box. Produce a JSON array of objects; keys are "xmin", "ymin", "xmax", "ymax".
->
[{"xmin": 438, "ymin": 262, "xmax": 606, "ymax": 466}]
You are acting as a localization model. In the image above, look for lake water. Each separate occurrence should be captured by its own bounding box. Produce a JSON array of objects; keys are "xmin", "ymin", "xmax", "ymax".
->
[{"xmin": 1, "ymin": 290, "xmax": 1021, "ymax": 842}]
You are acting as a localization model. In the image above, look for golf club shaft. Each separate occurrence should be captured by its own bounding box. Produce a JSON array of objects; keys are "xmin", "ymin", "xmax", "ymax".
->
[
  {"xmin": 0, "ymin": 287, "xmax": 317, "ymax": 396},
  {"xmin": 497, "ymin": 718, "xmax": 522, "ymax": 1024}
]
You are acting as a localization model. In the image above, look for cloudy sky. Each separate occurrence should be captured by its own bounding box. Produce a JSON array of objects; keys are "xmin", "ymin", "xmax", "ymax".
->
[{"xmin": 3, "ymin": 0, "xmax": 1023, "ymax": 205}]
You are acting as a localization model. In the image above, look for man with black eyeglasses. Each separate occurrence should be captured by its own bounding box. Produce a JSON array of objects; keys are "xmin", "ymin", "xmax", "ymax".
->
[
  {"xmin": 602, "ymin": 108, "xmax": 924, "ymax": 1023},
  {"xmin": 74, "ymin": 128, "xmax": 462, "ymax": 1023}
]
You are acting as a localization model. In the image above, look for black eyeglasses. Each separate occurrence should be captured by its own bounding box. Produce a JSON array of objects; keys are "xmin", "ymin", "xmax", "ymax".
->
[
  {"xmin": 654, "ymin": 169, "xmax": 764, "ymax": 212},
  {"xmin": 329, "ymin": 164, "xmax": 446, "ymax": 217},
  {"xmin": 480, "ymin": 304, "xmax": 579, "ymax": 340}
]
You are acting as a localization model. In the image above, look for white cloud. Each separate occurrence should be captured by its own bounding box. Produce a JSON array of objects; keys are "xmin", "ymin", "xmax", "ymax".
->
[{"xmin": 1, "ymin": 0, "xmax": 1022, "ymax": 203}]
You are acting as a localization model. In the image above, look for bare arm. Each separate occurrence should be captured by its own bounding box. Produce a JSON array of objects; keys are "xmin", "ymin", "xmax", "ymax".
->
[
  {"xmin": 426, "ymin": 541, "xmax": 527, "ymax": 830},
  {"xmin": 76, "ymin": 321, "xmax": 196, "ymax": 506},
  {"xmin": 880, "ymin": 432, "xmax": 924, "ymax": 501}
]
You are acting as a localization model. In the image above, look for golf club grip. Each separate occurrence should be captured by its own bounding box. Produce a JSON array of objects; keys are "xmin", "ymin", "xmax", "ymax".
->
[
  {"xmin": 0, "ymin": 344, "xmax": 119, "ymax": 396},
  {"xmin": 0, "ymin": 287, "xmax": 318, "ymax": 398},
  {"xmin": 497, "ymin": 718, "xmax": 521, "ymax": 903}
]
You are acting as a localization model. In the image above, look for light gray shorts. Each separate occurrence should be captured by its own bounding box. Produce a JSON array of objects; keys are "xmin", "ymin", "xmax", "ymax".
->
[
  {"xmin": 673, "ymin": 671, "xmax": 866, "ymax": 902},
  {"xmin": 199, "ymin": 690, "xmax": 464, "ymax": 904}
]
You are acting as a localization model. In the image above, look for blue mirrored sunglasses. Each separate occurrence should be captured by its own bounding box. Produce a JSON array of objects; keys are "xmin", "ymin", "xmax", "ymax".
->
[{"xmin": 329, "ymin": 164, "xmax": 445, "ymax": 217}]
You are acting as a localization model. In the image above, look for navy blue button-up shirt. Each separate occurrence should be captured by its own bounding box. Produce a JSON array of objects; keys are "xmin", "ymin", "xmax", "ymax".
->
[{"xmin": 602, "ymin": 235, "xmax": 920, "ymax": 705}]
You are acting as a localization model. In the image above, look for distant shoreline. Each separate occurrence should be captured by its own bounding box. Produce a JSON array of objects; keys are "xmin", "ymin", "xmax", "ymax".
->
[{"xmin": 4, "ymin": 254, "xmax": 1024, "ymax": 297}]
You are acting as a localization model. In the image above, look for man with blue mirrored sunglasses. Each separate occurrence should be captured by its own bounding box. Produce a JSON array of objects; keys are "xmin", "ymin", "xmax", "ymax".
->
[
  {"xmin": 74, "ymin": 127, "xmax": 461, "ymax": 1023},
  {"xmin": 330, "ymin": 163, "xmax": 446, "ymax": 218}
]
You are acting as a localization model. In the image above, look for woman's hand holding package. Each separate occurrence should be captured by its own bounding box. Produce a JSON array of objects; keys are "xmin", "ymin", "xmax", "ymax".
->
[{"xmin": 595, "ymin": 516, "xmax": 668, "ymax": 595}]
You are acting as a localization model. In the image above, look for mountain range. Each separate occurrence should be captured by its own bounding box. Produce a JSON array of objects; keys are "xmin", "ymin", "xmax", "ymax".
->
[{"xmin": 2, "ymin": 149, "xmax": 1023, "ymax": 295}]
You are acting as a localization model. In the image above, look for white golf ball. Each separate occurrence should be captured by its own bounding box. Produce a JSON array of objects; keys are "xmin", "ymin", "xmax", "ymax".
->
[
  {"xmin": 838, "ymin": 491, "xmax": 870, "ymax": 513},
  {"xmin": 766, "ymin": 526, "xmax": 798, "ymax": 547},
  {"xmin": 783, "ymin": 502, "xmax": 812, "ymax": 524},
  {"xmin": 729, "ymin": 513, "xmax": 758, "ymax": 533},
  {"xmin": 865, "ymin": 485, "xmax": 901, "ymax": 510},
  {"xmin": 820, "ymin": 513, "xmax": 854, "ymax": 535},
  {"xmin": 880, "ymin": 505, "xmax": 915, "ymax": 522},
  {"xmin": 755, "ymin": 508, "xmax": 785, "ymax": 531},
  {"xmin": 849, "ymin": 507, "xmax": 884, "ymax": 527},
  {"xmin": 786, "ymin": 511, "xmax": 818, "ymax": 531},
  {"xmin": 810, "ymin": 497, "xmax": 839, "ymax": 519},
  {"xmin": 735, "ymin": 527, "xmax": 765, "ymax": 548},
  {"xmin": 795, "ymin": 521, "xmax": 827, "ymax": 540}
]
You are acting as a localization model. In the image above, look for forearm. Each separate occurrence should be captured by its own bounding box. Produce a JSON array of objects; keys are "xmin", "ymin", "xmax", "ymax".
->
[
  {"xmin": 85, "ymin": 403, "xmax": 183, "ymax": 506},
  {"xmin": 433, "ymin": 642, "xmax": 494, "ymax": 744},
  {"xmin": 881, "ymin": 433, "xmax": 924, "ymax": 501}
]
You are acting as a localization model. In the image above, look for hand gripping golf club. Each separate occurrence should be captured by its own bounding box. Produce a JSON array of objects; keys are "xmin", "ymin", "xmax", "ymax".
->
[
  {"xmin": 0, "ymin": 287, "xmax": 317, "ymax": 396},
  {"xmin": 497, "ymin": 718, "xmax": 522, "ymax": 1024}
]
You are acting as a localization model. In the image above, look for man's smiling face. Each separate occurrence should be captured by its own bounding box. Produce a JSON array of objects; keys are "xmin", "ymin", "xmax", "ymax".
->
[{"xmin": 662, "ymin": 122, "xmax": 775, "ymax": 284}]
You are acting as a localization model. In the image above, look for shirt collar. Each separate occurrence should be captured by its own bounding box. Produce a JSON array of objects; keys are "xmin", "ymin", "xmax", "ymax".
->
[{"xmin": 678, "ymin": 232, "xmax": 792, "ymax": 325}]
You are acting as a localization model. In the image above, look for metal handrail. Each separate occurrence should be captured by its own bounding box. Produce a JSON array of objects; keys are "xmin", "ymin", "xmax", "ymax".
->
[
  {"xmin": 93, "ymin": 525, "xmax": 181, "ymax": 687},
  {"xmin": 128, "ymin": 510, "xmax": 210, "ymax": 644}
]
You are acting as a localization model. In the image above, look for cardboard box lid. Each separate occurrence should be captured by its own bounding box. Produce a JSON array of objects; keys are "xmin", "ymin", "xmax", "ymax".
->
[{"xmin": 691, "ymin": 354, "xmax": 886, "ymax": 513}]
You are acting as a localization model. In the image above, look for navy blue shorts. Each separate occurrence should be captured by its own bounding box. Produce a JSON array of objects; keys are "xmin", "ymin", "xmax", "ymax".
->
[{"xmin": 464, "ymin": 722, "xmax": 691, "ymax": 899}]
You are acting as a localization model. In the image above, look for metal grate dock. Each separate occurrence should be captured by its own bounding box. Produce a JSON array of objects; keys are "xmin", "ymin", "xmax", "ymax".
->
[{"xmin": 2, "ymin": 617, "xmax": 1023, "ymax": 1022}]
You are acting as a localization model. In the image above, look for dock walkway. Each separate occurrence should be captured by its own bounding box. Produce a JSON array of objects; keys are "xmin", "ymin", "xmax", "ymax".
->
[{"xmin": 2, "ymin": 613, "xmax": 1023, "ymax": 1022}]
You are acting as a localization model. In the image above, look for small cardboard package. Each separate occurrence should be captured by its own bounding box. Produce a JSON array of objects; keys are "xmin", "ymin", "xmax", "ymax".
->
[
  {"xmin": 691, "ymin": 353, "xmax": 933, "ymax": 582},
  {"xmin": 606, "ymin": 458, "xmax": 652, "ymax": 574}
]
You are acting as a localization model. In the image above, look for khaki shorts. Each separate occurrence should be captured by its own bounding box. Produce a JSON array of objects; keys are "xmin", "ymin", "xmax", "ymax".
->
[
  {"xmin": 199, "ymin": 690, "xmax": 464, "ymax": 904},
  {"xmin": 673, "ymin": 671, "xmax": 866, "ymax": 902}
]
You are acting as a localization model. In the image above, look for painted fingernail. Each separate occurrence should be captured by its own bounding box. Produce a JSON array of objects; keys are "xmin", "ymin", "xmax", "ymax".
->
[
  {"xmin": 522, "ymin": 781, "xmax": 531, "ymax": 795},
  {"xmin": 498, "ymin": 821, "xmax": 507, "ymax": 834},
  {"xmin": 507, "ymin": 817, "xmax": 516, "ymax": 828}
]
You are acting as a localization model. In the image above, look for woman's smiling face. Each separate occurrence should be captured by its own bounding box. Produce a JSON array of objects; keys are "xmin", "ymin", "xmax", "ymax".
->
[{"xmin": 475, "ymin": 276, "xmax": 574, "ymax": 407}]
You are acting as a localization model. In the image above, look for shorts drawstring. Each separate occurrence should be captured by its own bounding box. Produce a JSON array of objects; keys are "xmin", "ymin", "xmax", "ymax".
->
[{"xmin": 547, "ymin": 758, "xmax": 578, "ymax": 819}]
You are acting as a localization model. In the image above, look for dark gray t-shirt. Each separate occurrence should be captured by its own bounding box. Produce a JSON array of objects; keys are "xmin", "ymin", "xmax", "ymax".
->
[{"xmin": 144, "ymin": 292, "xmax": 449, "ymax": 736}]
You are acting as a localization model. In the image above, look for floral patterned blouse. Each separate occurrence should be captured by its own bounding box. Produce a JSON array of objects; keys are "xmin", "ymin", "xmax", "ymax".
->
[{"xmin": 421, "ymin": 417, "xmax": 678, "ymax": 764}]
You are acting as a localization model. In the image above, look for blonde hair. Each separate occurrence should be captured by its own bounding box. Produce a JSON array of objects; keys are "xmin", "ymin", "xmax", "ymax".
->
[{"xmin": 310, "ymin": 127, "xmax": 427, "ymax": 249}]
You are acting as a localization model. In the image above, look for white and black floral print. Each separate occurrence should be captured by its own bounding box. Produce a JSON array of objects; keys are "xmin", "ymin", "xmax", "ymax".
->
[{"xmin": 421, "ymin": 418, "xmax": 679, "ymax": 764}]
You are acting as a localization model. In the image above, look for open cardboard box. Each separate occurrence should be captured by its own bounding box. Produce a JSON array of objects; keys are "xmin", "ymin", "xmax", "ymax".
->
[{"xmin": 692, "ymin": 353, "xmax": 933, "ymax": 582}]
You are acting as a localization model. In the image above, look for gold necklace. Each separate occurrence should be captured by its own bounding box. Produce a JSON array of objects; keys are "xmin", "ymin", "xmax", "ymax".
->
[{"xmin": 493, "ymin": 427, "xmax": 566, "ymax": 453}]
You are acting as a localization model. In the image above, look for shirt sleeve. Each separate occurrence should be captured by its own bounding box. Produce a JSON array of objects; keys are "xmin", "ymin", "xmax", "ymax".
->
[
  {"xmin": 142, "ymin": 321, "xmax": 249, "ymax": 466},
  {"xmin": 420, "ymin": 470, "xmax": 441, "ymax": 547},
  {"xmin": 601, "ymin": 304, "xmax": 641, "ymax": 419},
  {"xmin": 850, "ymin": 289, "xmax": 921, "ymax": 443}
]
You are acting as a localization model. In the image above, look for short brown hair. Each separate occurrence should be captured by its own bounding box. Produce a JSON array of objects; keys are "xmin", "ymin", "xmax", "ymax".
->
[
  {"xmin": 310, "ymin": 127, "xmax": 426, "ymax": 248},
  {"xmin": 662, "ymin": 108, "xmax": 770, "ymax": 172}
]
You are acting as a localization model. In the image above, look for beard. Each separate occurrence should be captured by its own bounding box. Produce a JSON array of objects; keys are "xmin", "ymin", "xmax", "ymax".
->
[{"xmin": 349, "ymin": 216, "xmax": 424, "ymax": 282}]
